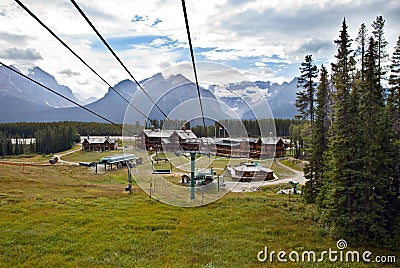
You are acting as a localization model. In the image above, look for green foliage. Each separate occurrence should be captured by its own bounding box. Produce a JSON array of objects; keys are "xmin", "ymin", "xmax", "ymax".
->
[
  {"xmin": 0, "ymin": 121, "xmax": 123, "ymax": 138},
  {"xmin": 296, "ymin": 55, "xmax": 318, "ymax": 124},
  {"xmin": 388, "ymin": 35, "xmax": 400, "ymax": 140},
  {"xmin": 312, "ymin": 17, "xmax": 400, "ymax": 246},
  {"xmin": 303, "ymin": 66, "xmax": 330, "ymax": 204},
  {"xmin": 35, "ymin": 124, "xmax": 78, "ymax": 154},
  {"xmin": 0, "ymin": 121, "xmax": 127, "ymax": 156},
  {"xmin": 288, "ymin": 119, "xmax": 308, "ymax": 159},
  {"xmin": 191, "ymin": 119, "xmax": 294, "ymax": 138},
  {"xmin": 371, "ymin": 16, "xmax": 389, "ymax": 85},
  {"xmin": 355, "ymin": 23, "xmax": 368, "ymax": 81}
]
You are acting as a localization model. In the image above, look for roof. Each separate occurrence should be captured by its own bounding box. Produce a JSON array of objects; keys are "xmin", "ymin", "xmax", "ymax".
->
[
  {"xmin": 100, "ymin": 154, "xmax": 136, "ymax": 164},
  {"xmin": 175, "ymin": 130, "xmax": 197, "ymax": 140},
  {"xmin": 83, "ymin": 137, "xmax": 115, "ymax": 144},
  {"xmin": 232, "ymin": 162, "xmax": 273, "ymax": 173},
  {"xmin": 215, "ymin": 139, "xmax": 241, "ymax": 147},
  {"xmin": 143, "ymin": 129, "xmax": 174, "ymax": 138},
  {"xmin": 161, "ymin": 138, "xmax": 171, "ymax": 144},
  {"xmin": 260, "ymin": 137, "xmax": 284, "ymax": 145}
]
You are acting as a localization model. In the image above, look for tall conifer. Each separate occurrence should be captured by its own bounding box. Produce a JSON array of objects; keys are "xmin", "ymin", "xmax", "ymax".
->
[
  {"xmin": 296, "ymin": 55, "xmax": 318, "ymax": 126},
  {"xmin": 304, "ymin": 65, "xmax": 330, "ymax": 203},
  {"xmin": 318, "ymin": 18, "xmax": 361, "ymax": 241}
]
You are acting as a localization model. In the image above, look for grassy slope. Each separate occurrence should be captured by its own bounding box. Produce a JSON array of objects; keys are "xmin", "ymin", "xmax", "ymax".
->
[{"xmin": 0, "ymin": 158, "xmax": 398, "ymax": 267}]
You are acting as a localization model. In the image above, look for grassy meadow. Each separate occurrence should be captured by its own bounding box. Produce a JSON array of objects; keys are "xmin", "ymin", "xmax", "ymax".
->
[{"xmin": 0, "ymin": 152, "xmax": 398, "ymax": 267}]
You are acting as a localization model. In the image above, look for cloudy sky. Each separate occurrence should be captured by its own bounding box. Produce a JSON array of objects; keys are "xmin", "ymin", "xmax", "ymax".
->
[{"xmin": 0, "ymin": 0, "xmax": 399, "ymax": 99}]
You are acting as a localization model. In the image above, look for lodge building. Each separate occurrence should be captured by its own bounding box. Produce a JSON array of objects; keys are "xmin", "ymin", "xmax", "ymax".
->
[
  {"xmin": 140, "ymin": 127, "xmax": 285, "ymax": 159},
  {"xmin": 82, "ymin": 136, "xmax": 118, "ymax": 151}
]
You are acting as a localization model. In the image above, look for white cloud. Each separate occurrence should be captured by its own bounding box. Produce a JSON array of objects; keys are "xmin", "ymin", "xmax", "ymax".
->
[
  {"xmin": 0, "ymin": 0, "xmax": 398, "ymax": 100},
  {"xmin": 0, "ymin": 47, "xmax": 42, "ymax": 60}
]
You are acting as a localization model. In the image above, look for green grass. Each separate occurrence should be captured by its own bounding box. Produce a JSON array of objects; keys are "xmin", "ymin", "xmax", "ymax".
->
[
  {"xmin": 0, "ymin": 162, "xmax": 398, "ymax": 267},
  {"xmin": 280, "ymin": 158, "xmax": 305, "ymax": 172},
  {"xmin": 0, "ymin": 153, "xmax": 53, "ymax": 164}
]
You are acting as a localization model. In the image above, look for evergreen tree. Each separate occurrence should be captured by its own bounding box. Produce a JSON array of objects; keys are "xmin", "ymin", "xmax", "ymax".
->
[
  {"xmin": 14, "ymin": 135, "xmax": 20, "ymax": 155},
  {"xmin": 0, "ymin": 131, "xmax": 3, "ymax": 157},
  {"xmin": 304, "ymin": 65, "xmax": 330, "ymax": 203},
  {"xmin": 296, "ymin": 55, "xmax": 318, "ymax": 126},
  {"xmin": 317, "ymin": 18, "xmax": 361, "ymax": 241},
  {"xmin": 389, "ymin": 36, "xmax": 400, "ymax": 140},
  {"xmin": 355, "ymin": 23, "xmax": 368, "ymax": 82},
  {"xmin": 356, "ymin": 37, "xmax": 396, "ymax": 242},
  {"xmin": 29, "ymin": 139, "xmax": 35, "ymax": 154},
  {"xmin": 289, "ymin": 120, "xmax": 306, "ymax": 159},
  {"xmin": 372, "ymin": 16, "xmax": 388, "ymax": 87},
  {"xmin": 6, "ymin": 136, "xmax": 12, "ymax": 156},
  {"xmin": 388, "ymin": 35, "xmax": 400, "ymax": 240}
]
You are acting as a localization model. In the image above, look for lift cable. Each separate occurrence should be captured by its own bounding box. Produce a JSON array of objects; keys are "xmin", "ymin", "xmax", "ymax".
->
[
  {"xmin": 180, "ymin": 0, "xmax": 207, "ymax": 139},
  {"xmin": 69, "ymin": 0, "xmax": 170, "ymax": 121},
  {"xmin": 13, "ymin": 0, "xmax": 157, "ymax": 127},
  {"xmin": 0, "ymin": 62, "xmax": 121, "ymax": 128}
]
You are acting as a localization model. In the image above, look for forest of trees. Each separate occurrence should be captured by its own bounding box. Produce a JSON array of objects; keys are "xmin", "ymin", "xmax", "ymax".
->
[
  {"xmin": 296, "ymin": 16, "xmax": 399, "ymax": 246},
  {"xmin": 0, "ymin": 121, "xmax": 124, "ymax": 155}
]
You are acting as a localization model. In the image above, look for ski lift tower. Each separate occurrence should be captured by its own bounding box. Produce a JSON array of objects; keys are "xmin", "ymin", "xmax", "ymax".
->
[{"xmin": 189, "ymin": 151, "xmax": 196, "ymax": 200}]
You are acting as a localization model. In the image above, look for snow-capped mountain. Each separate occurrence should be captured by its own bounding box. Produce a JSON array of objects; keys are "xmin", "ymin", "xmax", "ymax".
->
[
  {"xmin": 207, "ymin": 78, "xmax": 298, "ymax": 119},
  {"xmin": 0, "ymin": 65, "xmax": 299, "ymax": 123}
]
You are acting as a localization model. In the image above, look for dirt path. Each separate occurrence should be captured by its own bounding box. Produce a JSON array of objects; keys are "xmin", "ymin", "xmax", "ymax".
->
[
  {"xmin": 54, "ymin": 145, "xmax": 82, "ymax": 165},
  {"xmin": 274, "ymin": 158, "xmax": 305, "ymax": 184}
]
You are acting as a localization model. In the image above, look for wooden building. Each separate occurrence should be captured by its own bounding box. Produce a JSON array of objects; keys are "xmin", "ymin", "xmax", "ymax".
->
[
  {"xmin": 211, "ymin": 137, "xmax": 284, "ymax": 159},
  {"xmin": 140, "ymin": 127, "xmax": 284, "ymax": 158},
  {"xmin": 228, "ymin": 162, "xmax": 273, "ymax": 182},
  {"xmin": 141, "ymin": 126, "xmax": 198, "ymax": 151},
  {"xmin": 174, "ymin": 127, "xmax": 199, "ymax": 151},
  {"xmin": 256, "ymin": 137, "xmax": 285, "ymax": 158},
  {"xmin": 82, "ymin": 136, "xmax": 117, "ymax": 151}
]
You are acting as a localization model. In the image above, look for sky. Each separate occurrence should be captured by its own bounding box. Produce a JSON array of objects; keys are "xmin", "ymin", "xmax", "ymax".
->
[{"xmin": 0, "ymin": 0, "xmax": 399, "ymax": 100}]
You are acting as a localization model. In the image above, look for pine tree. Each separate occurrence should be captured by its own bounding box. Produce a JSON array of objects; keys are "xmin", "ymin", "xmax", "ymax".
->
[
  {"xmin": 304, "ymin": 65, "xmax": 330, "ymax": 203},
  {"xmin": 389, "ymin": 36, "xmax": 400, "ymax": 140},
  {"xmin": 372, "ymin": 16, "xmax": 388, "ymax": 87},
  {"xmin": 355, "ymin": 37, "xmax": 392, "ymax": 242},
  {"xmin": 6, "ymin": 136, "xmax": 12, "ymax": 156},
  {"xmin": 355, "ymin": 23, "xmax": 368, "ymax": 82},
  {"xmin": 296, "ymin": 55, "xmax": 318, "ymax": 126},
  {"xmin": 0, "ymin": 131, "xmax": 3, "ymax": 157},
  {"xmin": 29, "ymin": 138, "xmax": 35, "ymax": 154},
  {"xmin": 388, "ymin": 35, "xmax": 400, "ymax": 241},
  {"xmin": 318, "ymin": 18, "xmax": 362, "ymax": 241}
]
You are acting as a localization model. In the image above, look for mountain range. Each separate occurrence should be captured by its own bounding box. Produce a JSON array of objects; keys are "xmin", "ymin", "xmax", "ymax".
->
[{"xmin": 0, "ymin": 65, "xmax": 299, "ymax": 124}]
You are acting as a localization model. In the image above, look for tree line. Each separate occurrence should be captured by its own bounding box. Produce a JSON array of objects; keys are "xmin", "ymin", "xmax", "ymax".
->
[
  {"xmin": 0, "ymin": 121, "xmax": 123, "ymax": 137},
  {"xmin": 295, "ymin": 16, "xmax": 399, "ymax": 246},
  {"xmin": 0, "ymin": 121, "xmax": 125, "ymax": 155},
  {"xmin": 146, "ymin": 118, "xmax": 293, "ymax": 138}
]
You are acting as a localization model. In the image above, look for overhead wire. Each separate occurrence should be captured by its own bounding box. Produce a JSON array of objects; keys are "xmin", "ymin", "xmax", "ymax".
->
[
  {"xmin": 180, "ymin": 0, "xmax": 208, "ymax": 139},
  {"xmin": 0, "ymin": 62, "xmax": 121, "ymax": 128},
  {"xmin": 69, "ymin": 0, "xmax": 171, "ymax": 121},
  {"xmin": 13, "ymin": 0, "xmax": 157, "ymax": 127}
]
